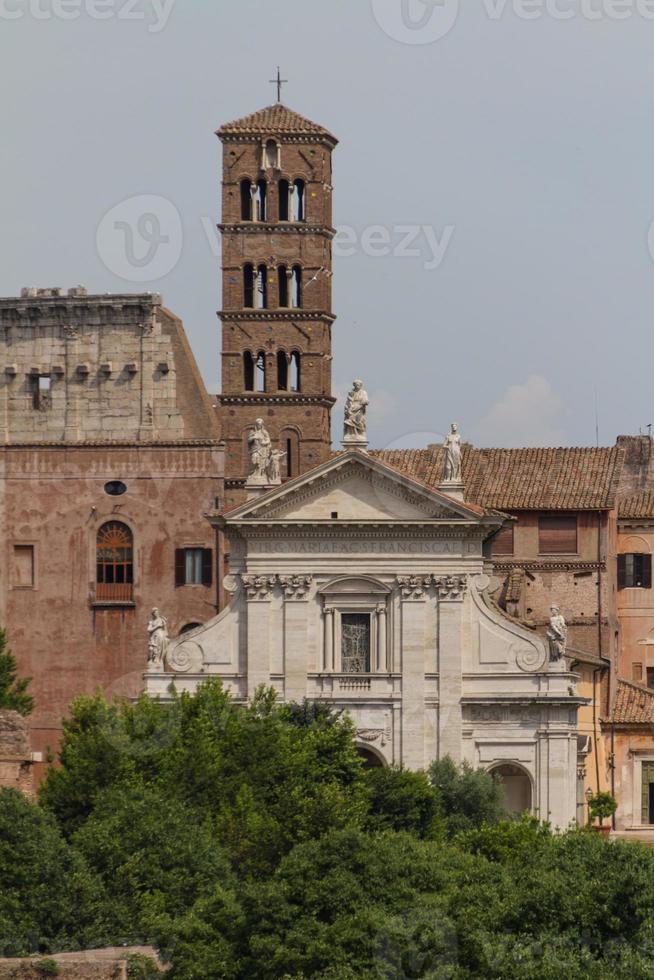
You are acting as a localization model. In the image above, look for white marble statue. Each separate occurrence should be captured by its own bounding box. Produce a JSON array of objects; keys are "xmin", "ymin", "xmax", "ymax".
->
[
  {"xmin": 248, "ymin": 418, "xmax": 272, "ymax": 481},
  {"xmin": 547, "ymin": 605, "xmax": 568, "ymax": 661},
  {"xmin": 267, "ymin": 448, "xmax": 286, "ymax": 484},
  {"xmin": 343, "ymin": 379, "xmax": 369, "ymax": 443},
  {"xmin": 147, "ymin": 608, "xmax": 168, "ymax": 668},
  {"xmin": 442, "ymin": 423, "xmax": 462, "ymax": 483}
]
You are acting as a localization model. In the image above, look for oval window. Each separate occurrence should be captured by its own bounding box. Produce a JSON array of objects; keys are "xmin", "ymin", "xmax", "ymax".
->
[{"xmin": 104, "ymin": 481, "xmax": 127, "ymax": 496}]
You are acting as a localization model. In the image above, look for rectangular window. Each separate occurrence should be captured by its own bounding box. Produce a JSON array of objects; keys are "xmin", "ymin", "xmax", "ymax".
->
[
  {"xmin": 618, "ymin": 554, "xmax": 652, "ymax": 590},
  {"xmin": 341, "ymin": 613, "xmax": 371, "ymax": 673},
  {"xmin": 648, "ymin": 668, "xmax": 654, "ymax": 691},
  {"xmin": 31, "ymin": 374, "xmax": 52, "ymax": 411},
  {"xmin": 492, "ymin": 524, "xmax": 514, "ymax": 556},
  {"xmin": 12, "ymin": 545, "xmax": 34, "ymax": 588},
  {"xmin": 633, "ymin": 662, "xmax": 644, "ymax": 683},
  {"xmin": 538, "ymin": 515, "xmax": 577, "ymax": 554},
  {"xmin": 642, "ymin": 762, "xmax": 654, "ymax": 824},
  {"xmin": 175, "ymin": 548, "xmax": 213, "ymax": 587}
]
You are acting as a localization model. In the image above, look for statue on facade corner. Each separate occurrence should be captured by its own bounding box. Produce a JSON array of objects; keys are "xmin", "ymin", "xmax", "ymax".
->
[
  {"xmin": 147, "ymin": 608, "xmax": 168, "ymax": 668},
  {"xmin": 442, "ymin": 422, "xmax": 462, "ymax": 483},
  {"xmin": 547, "ymin": 605, "xmax": 568, "ymax": 661},
  {"xmin": 267, "ymin": 448, "xmax": 287, "ymax": 484},
  {"xmin": 343, "ymin": 379, "xmax": 369, "ymax": 443}
]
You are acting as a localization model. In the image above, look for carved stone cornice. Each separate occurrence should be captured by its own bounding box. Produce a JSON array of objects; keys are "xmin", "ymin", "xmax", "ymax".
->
[
  {"xmin": 492, "ymin": 559, "xmax": 606, "ymax": 573},
  {"xmin": 396, "ymin": 574, "xmax": 467, "ymax": 601},
  {"xmin": 279, "ymin": 574, "xmax": 313, "ymax": 599},
  {"xmin": 218, "ymin": 393, "xmax": 336, "ymax": 408},
  {"xmin": 241, "ymin": 574, "xmax": 278, "ymax": 600},
  {"xmin": 218, "ymin": 310, "xmax": 336, "ymax": 324},
  {"xmin": 220, "ymin": 222, "xmax": 336, "ymax": 239}
]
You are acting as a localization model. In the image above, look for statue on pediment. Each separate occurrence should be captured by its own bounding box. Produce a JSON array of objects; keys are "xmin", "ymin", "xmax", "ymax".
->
[
  {"xmin": 442, "ymin": 422, "xmax": 462, "ymax": 483},
  {"xmin": 147, "ymin": 608, "xmax": 168, "ymax": 669},
  {"xmin": 343, "ymin": 379, "xmax": 369, "ymax": 446}
]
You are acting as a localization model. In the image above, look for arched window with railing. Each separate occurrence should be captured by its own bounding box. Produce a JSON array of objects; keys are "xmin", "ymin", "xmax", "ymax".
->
[{"xmin": 96, "ymin": 521, "xmax": 133, "ymax": 602}]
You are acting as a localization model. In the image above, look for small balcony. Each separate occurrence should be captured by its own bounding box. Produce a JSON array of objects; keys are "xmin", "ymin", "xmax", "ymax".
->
[{"xmin": 94, "ymin": 582, "xmax": 134, "ymax": 604}]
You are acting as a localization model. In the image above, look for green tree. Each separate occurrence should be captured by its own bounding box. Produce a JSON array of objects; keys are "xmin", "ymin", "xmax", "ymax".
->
[
  {"xmin": 0, "ymin": 789, "xmax": 108, "ymax": 957},
  {"xmin": 363, "ymin": 765, "xmax": 444, "ymax": 839},
  {"xmin": 0, "ymin": 628, "xmax": 33, "ymax": 715},
  {"xmin": 428, "ymin": 756, "xmax": 507, "ymax": 835}
]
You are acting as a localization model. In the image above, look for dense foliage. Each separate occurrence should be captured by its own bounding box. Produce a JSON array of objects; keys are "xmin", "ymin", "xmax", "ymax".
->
[
  {"xmin": 0, "ymin": 629, "xmax": 33, "ymax": 715},
  {"xmin": 0, "ymin": 679, "xmax": 652, "ymax": 977}
]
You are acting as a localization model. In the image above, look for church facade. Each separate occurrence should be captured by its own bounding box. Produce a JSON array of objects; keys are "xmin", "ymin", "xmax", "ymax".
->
[{"xmin": 146, "ymin": 449, "xmax": 583, "ymax": 828}]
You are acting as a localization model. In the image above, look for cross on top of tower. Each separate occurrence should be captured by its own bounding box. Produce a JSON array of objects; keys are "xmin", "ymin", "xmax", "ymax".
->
[{"xmin": 269, "ymin": 67, "xmax": 288, "ymax": 103}]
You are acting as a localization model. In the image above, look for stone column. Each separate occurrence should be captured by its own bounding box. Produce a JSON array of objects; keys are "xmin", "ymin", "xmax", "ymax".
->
[
  {"xmin": 376, "ymin": 604, "xmax": 387, "ymax": 672},
  {"xmin": 436, "ymin": 577, "xmax": 467, "ymax": 764},
  {"xmin": 138, "ymin": 317, "xmax": 155, "ymax": 440},
  {"xmin": 397, "ymin": 577, "xmax": 429, "ymax": 770},
  {"xmin": 280, "ymin": 576, "xmax": 312, "ymax": 703}
]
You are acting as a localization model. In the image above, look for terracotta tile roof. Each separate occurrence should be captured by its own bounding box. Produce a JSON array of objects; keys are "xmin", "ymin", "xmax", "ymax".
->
[
  {"xmin": 607, "ymin": 679, "xmax": 654, "ymax": 725},
  {"xmin": 369, "ymin": 446, "xmax": 623, "ymax": 511},
  {"xmin": 618, "ymin": 489, "xmax": 654, "ymax": 519},
  {"xmin": 217, "ymin": 104, "xmax": 337, "ymax": 143}
]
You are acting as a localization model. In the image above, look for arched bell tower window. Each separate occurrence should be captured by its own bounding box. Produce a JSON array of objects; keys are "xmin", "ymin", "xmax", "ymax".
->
[
  {"xmin": 277, "ymin": 350, "xmax": 288, "ymax": 391},
  {"xmin": 254, "ymin": 179, "xmax": 267, "ymax": 221},
  {"xmin": 278, "ymin": 265, "xmax": 289, "ymax": 307},
  {"xmin": 243, "ymin": 351, "xmax": 255, "ymax": 391},
  {"xmin": 264, "ymin": 139, "xmax": 280, "ymax": 170},
  {"xmin": 255, "ymin": 351, "xmax": 266, "ymax": 392},
  {"xmin": 291, "ymin": 266, "xmax": 302, "ymax": 309},
  {"xmin": 278, "ymin": 179, "xmax": 290, "ymax": 221},
  {"xmin": 291, "ymin": 179, "xmax": 306, "ymax": 222},
  {"xmin": 240, "ymin": 179, "xmax": 253, "ymax": 221},
  {"xmin": 243, "ymin": 264, "xmax": 255, "ymax": 307},
  {"xmin": 290, "ymin": 351, "xmax": 301, "ymax": 392},
  {"xmin": 256, "ymin": 265, "xmax": 268, "ymax": 309},
  {"xmin": 96, "ymin": 521, "xmax": 133, "ymax": 603}
]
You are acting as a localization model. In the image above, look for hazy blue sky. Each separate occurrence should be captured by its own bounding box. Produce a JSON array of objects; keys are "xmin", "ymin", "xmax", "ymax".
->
[{"xmin": 1, "ymin": 0, "xmax": 653, "ymax": 450}]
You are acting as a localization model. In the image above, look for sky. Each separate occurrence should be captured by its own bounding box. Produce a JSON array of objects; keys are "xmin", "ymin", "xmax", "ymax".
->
[{"xmin": 1, "ymin": 0, "xmax": 654, "ymax": 451}]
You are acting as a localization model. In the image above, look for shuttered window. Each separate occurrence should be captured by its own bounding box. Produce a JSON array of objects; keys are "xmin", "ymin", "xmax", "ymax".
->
[
  {"xmin": 492, "ymin": 525, "xmax": 514, "ymax": 556},
  {"xmin": 538, "ymin": 515, "xmax": 577, "ymax": 554},
  {"xmin": 618, "ymin": 553, "xmax": 652, "ymax": 590},
  {"xmin": 175, "ymin": 548, "xmax": 213, "ymax": 587}
]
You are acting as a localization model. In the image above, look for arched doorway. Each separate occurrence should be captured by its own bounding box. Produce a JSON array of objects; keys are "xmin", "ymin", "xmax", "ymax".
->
[
  {"xmin": 491, "ymin": 764, "xmax": 532, "ymax": 815},
  {"xmin": 356, "ymin": 745, "xmax": 385, "ymax": 770}
]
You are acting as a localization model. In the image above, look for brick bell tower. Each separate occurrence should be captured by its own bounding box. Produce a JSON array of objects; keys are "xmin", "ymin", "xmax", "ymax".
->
[{"xmin": 216, "ymin": 98, "xmax": 338, "ymax": 507}]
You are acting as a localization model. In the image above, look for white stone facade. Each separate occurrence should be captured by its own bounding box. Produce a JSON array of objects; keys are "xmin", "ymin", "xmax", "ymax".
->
[{"xmin": 145, "ymin": 452, "xmax": 583, "ymax": 828}]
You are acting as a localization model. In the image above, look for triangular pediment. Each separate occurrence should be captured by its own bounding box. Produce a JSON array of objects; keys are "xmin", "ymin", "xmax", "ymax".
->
[{"xmin": 224, "ymin": 452, "xmax": 489, "ymax": 525}]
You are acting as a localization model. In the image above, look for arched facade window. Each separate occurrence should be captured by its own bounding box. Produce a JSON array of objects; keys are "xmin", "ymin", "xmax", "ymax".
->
[
  {"xmin": 96, "ymin": 521, "xmax": 133, "ymax": 602},
  {"xmin": 243, "ymin": 351, "xmax": 254, "ymax": 391},
  {"xmin": 255, "ymin": 351, "xmax": 266, "ymax": 392},
  {"xmin": 278, "ymin": 179, "xmax": 290, "ymax": 221},
  {"xmin": 277, "ymin": 350, "xmax": 288, "ymax": 391},
  {"xmin": 264, "ymin": 139, "xmax": 280, "ymax": 170},
  {"xmin": 280, "ymin": 428, "xmax": 300, "ymax": 479},
  {"xmin": 291, "ymin": 179, "xmax": 306, "ymax": 221},
  {"xmin": 277, "ymin": 265, "xmax": 289, "ymax": 307},
  {"xmin": 256, "ymin": 265, "xmax": 268, "ymax": 309},
  {"xmin": 290, "ymin": 351, "xmax": 301, "ymax": 392},
  {"xmin": 243, "ymin": 264, "xmax": 255, "ymax": 308},
  {"xmin": 255, "ymin": 179, "xmax": 267, "ymax": 221},
  {"xmin": 291, "ymin": 266, "xmax": 302, "ymax": 308},
  {"xmin": 240, "ymin": 179, "xmax": 253, "ymax": 221}
]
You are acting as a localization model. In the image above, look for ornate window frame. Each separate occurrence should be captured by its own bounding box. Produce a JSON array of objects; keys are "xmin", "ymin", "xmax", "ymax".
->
[{"xmin": 318, "ymin": 576, "xmax": 391, "ymax": 674}]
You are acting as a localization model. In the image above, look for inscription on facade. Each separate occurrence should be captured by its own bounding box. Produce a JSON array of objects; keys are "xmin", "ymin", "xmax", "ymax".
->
[{"xmin": 250, "ymin": 538, "xmax": 479, "ymax": 556}]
